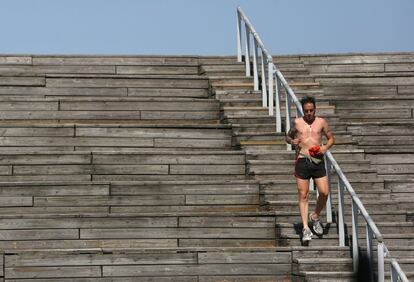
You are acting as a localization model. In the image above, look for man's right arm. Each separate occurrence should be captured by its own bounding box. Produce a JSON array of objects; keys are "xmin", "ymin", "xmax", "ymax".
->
[{"xmin": 285, "ymin": 126, "xmax": 299, "ymax": 145}]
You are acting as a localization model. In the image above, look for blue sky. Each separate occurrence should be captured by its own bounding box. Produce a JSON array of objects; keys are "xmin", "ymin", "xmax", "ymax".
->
[{"xmin": 1, "ymin": 0, "xmax": 413, "ymax": 55}]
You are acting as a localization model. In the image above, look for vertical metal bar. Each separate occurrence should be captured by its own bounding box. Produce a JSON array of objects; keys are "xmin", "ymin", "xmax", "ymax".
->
[
  {"xmin": 366, "ymin": 227, "xmax": 374, "ymax": 282},
  {"xmin": 309, "ymin": 178, "xmax": 315, "ymax": 192},
  {"xmin": 377, "ymin": 243, "xmax": 385, "ymax": 282},
  {"xmin": 274, "ymin": 74, "xmax": 282, "ymax": 132},
  {"xmin": 285, "ymin": 91, "xmax": 292, "ymax": 151},
  {"xmin": 236, "ymin": 11, "xmax": 242, "ymax": 62},
  {"xmin": 244, "ymin": 23, "xmax": 251, "ymax": 76},
  {"xmin": 260, "ymin": 50, "xmax": 267, "ymax": 108},
  {"xmin": 325, "ymin": 157, "xmax": 333, "ymax": 223},
  {"xmin": 253, "ymin": 39, "xmax": 259, "ymax": 90},
  {"xmin": 338, "ymin": 178, "xmax": 346, "ymax": 247},
  {"xmin": 268, "ymin": 62, "xmax": 274, "ymax": 115},
  {"xmin": 390, "ymin": 260, "xmax": 398, "ymax": 282},
  {"xmin": 351, "ymin": 199, "xmax": 359, "ymax": 272}
]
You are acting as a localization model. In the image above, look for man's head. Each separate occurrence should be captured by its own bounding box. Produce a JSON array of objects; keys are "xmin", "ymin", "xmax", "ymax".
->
[{"xmin": 300, "ymin": 96, "xmax": 316, "ymax": 123}]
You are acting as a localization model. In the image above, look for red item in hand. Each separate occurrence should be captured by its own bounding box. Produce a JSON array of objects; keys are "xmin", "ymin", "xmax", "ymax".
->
[{"xmin": 309, "ymin": 145, "xmax": 321, "ymax": 157}]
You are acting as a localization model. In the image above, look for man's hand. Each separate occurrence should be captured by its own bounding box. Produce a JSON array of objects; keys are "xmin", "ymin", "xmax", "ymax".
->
[{"xmin": 291, "ymin": 138, "xmax": 300, "ymax": 145}]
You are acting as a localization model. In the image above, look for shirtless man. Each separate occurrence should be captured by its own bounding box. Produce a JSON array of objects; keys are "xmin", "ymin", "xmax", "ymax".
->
[{"xmin": 285, "ymin": 96, "xmax": 335, "ymax": 242}]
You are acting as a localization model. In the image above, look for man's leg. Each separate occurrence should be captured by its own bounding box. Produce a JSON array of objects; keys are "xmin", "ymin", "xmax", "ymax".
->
[
  {"xmin": 296, "ymin": 177, "xmax": 310, "ymax": 228},
  {"xmin": 312, "ymin": 176, "xmax": 329, "ymax": 219}
]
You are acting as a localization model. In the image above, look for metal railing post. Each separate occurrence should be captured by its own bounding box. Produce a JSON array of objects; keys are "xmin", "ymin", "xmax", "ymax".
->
[
  {"xmin": 236, "ymin": 10, "xmax": 242, "ymax": 62},
  {"xmin": 244, "ymin": 23, "xmax": 251, "ymax": 76},
  {"xmin": 274, "ymin": 73, "xmax": 282, "ymax": 132},
  {"xmin": 366, "ymin": 227, "xmax": 374, "ymax": 282},
  {"xmin": 268, "ymin": 62, "xmax": 274, "ymax": 115},
  {"xmin": 260, "ymin": 51, "xmax": 267, "ymax": 108},
  {"xmin": 285, "ymin": 91, "xmax": 292, "ymax": 151},
  {"xmin": 378, "ymin": 243, "xmax": 385, "ymax": 282},
  {"xmin": 338, "ymin": 178, "xmax": 346, "ymax": 247},
  {"xmin": 351, "ymin": 199, "xmax": 359, "ymax": 272},
  {"xmin": 253, "ymin": 39, "xmax": 259, "ymax": 90},
  {"xmin": 324, "ymin": 157, "xmax": 333, "ymax": 223}
]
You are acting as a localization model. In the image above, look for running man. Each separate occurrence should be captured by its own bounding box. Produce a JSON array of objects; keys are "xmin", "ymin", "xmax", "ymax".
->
[{"xmin": 285, "ymin": 96, "xmax": 335, "ymax": 242}]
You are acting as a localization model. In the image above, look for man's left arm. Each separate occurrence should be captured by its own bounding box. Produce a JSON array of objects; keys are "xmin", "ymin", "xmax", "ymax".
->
[{"xmin": 321, "ymin": 119, "xmax": 334, "ymax": 154}]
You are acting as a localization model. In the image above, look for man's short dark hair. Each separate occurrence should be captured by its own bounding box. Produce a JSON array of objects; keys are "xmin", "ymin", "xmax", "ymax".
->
[{"xmin": 300, "ymin": 96, "xmax": 316, "ymax": 108}]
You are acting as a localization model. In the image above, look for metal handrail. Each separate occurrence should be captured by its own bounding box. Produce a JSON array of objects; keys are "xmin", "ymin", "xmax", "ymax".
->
[{"xmin": 236, "ymin": 6, "xmax": 410, "ymax": 282}]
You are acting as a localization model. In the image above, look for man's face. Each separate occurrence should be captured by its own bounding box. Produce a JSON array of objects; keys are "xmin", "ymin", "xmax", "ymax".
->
[{"xmin": 303, "ymin": 102, "xmax": 316, "ymax": 122}]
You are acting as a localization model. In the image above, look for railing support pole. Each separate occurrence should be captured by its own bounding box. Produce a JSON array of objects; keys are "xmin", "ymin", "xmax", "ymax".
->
[
  {"xmin": 268, "ymin": 63, "xmax": 274, "ymax": 115},
  {"xmin": 260, "ymin": 51, "xmax": 267, "ymax": 108},
  {"xmin": 285, "ymin": 92, "xmax": 292, "ymax": 151},
  {"xmin": 324, "ymin": 158, "xmax": 333, "ymax": 223},
  {"xmin": 351, "ymin": 200, "xmax": 359, "ymax": 272},
  {"xmin": 236, "ymin": 11, "xmax": 242, "ymax": 62},
  {"xmin": 366, "ymin": 227, "xmax": 374, "ymax": 282},
  {"xmin": 252, "ymin": 40, "xmax": 259, "ymax": 91},
  {"xmin": 244, "ymin": 23, "xmax": 251, "ymax": 76},
  {"xmin": 338, "ymin": 178, "xmax": 346, "ymax": 247},
  {"xmin": 378, "ymin": 243, "xmax": 385, "ymax": 282},
  {"xmin": 274, "ymin": 73, "xmax": 281, "ymax": 132}
]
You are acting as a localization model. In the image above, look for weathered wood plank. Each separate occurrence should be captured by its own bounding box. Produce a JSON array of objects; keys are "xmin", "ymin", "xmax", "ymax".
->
[
  {"xmin": 0, "ymin": 238, "xmax": 177, "ymax": 250},
  {"xmin": 128, "ymin": 88, "xmax": 208, "ymax": 98},
  {"xmin": 93, "ymin": 174, "xmax": 246, "ymax": 182},
  {"xmin": 93, "ymin": 164, "xmax": 169, "ymax": 175},
  {"xmin": 6, "ymin": 252, "xmax": 197, "ymax": 267},
  {"xmin": 80, "ymin": 228, "xmax": 275, "ymax": 239},
  {"xmin": 170, "ymin": 165, "xmax": 245, "ymax": 175},
  {"xmin": 33, "ymin": 56, "xmax": 198, "ymax": 66},
  {"xmin": 117, "ymin": 66, "xmax": 198, "ymax": 75},
  {"xmin": 198, "ymin": 252, "xmax": 291, "ymax": 264},
  {"xmin": 0, "ymin": 154, "xmax": 90, "ymax": 165},
  {"xmin": 111, "ymin": 183, "xmax": 258, "ymax": 195},
  {"xmin": 199, "ymin": 276, "xmax": 289, "ymax": 282},
  {"xmin": 185, "ymin": 195, "xmax": 259, "ymax": 205},
  {"xmin": 385, "ymin": 63, "xmax": 414, "ymax": 72},
  {"xmin": 3, "ymin": 278, "xmax": 195, "ymax": 282},
  {"xmin": 92, "ymin": 155, "xmax": 243, "ymax": 165},
  {"xmin": 76, "ymin": 128, "xmax": 229, "ymax": 139},
  {"xmin": 0, "ymin": 229, "xmax": 78, "ymax": 240},
  {"xmin": 0, "ymin": 166, "xmax": 12, "ymax": 175},
  {"xmin": 0, "ymin": 184, "xmax": 109, "ymax": 196},
  {"xmin": 111, "ymin": 205, "xmax": 258, "ymax": 213},
  {"xmin": 0, "ymin": 110, "xmax": 143, "ymax": 120},
  {"xmin": 60, "ymin": 101, "xmax": 218, "ymax": 111},
  {"xmin": 46, "ymin": 78, "xmax": 208, "ymax": 88},
  {"xmin": 13, "ymin": 165, "xmax": 92, "ymax": 175},
  {"xmin": 309, "ymin": 63, "xmax": 384, "ymax": 73},
  {"xmin": 0, "ymin": 86, "xmax": 128, "ymax": 97},
  {"xmin": 155, "ymin": 139, "xmax": 230, "ymax": 148},
  {"xmin": 0, "ymin": 175, "xmax": 92, "ymax": 182},
  {"xmin": 33, "ymin": 195, "xmax": 185, "ymax": 206},
  {"xmin": 318, "ymin": 76, "xmax": 414, "ymax": 85},
  {"xmin": 0, "ymin": 101, "xmax": 58, "ymax": 110},
  {"xmin": 398, "ymin": 85, "xmax": 414, "ymax": 94},
  {"xmin": 0, "ymin": 127, "xmax": 74, "ymax": 137},
  {"xmin": 0, "ymin": 65, "xmax": 116, "ymax": 74},
  {"xmin": 0, "ymin": 197, "xmax": 32, "ymax": 207},
  {"xmin": 141, "ymin": 111, "xmax": 218, "ymax": 120},
  {"xmin": 0, "ymin": 77, "xmax": 45, "ymax": 86},
  {"xmin": 179, "ymin": 217, "xmax": 275, "ymax": 228},
  {"xmin": 179, "ymin": 239, "xmax": 276, "ymax": 248},
  {"xmin": 5, "ymin": 266, "xmax": 101, "ymax": 278},
  {"xmin": 102, "ymin": 263, "xmax": 288, "ymax": 276},
  {"xmin": 0, "ymin": 56, "xmax": 32, "ymax": 65},
  {"xmin": 0, "ymin": 137, "xmax": 154, "ymax": 147},
  {"xmin": 0, "ymin": 206, "xmax": 109, "ymax": 214},
  {"xmin": 0, "ymin": 217, "xmax": 177, "ymax": 229}
]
